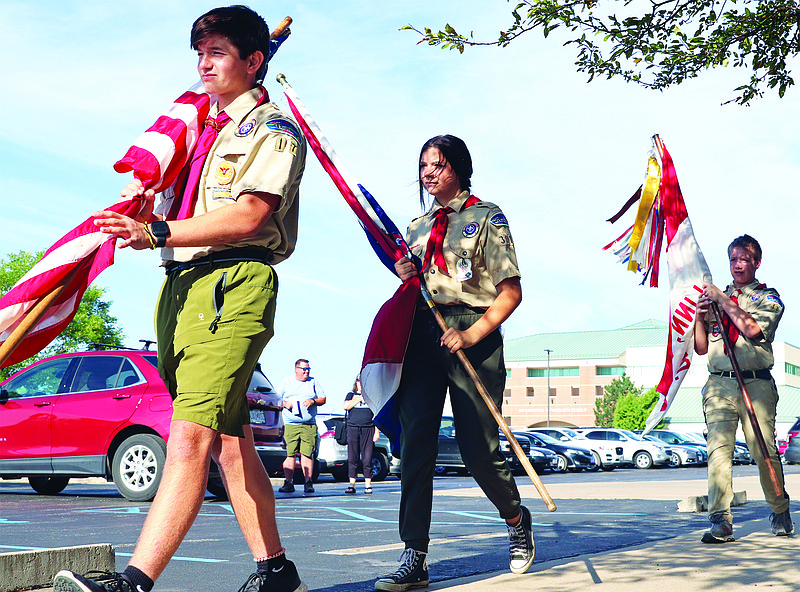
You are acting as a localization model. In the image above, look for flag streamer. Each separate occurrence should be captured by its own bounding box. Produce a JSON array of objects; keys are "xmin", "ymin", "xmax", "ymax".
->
[{"xmin": 604, "ymin": 135, "xmax": 712, "ymax": 433}]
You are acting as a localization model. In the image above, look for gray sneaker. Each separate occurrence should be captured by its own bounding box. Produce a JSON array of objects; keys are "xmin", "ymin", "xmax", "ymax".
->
[
  {"xmin": 769, "ymin": 509, "xmax": 794, "ymax": 536},
  {"xmin": 507, "ymin": 505, "xmax": 535, "ymax": 574},
  {"xmin": 375, "ymin": 548, "xmax": 429, "ymax": 591},
  {"xmin": 701, "ymin": 515, "xmax": 734, "ymax": 544}
]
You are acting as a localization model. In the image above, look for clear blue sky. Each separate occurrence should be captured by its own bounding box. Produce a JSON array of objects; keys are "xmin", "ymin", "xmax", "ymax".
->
[{"xmin": 2, "ymin": 1, "xmax": 799, "ymax": 412}]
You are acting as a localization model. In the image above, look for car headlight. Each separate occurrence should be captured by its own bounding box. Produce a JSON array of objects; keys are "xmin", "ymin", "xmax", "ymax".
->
[
  {"xmin": 529, "ymin": 450, "xmax": 544, "ymax": 457},
  {"xmin": 499, "ymin": 441, "xmax": 510, "ymax": 452}
]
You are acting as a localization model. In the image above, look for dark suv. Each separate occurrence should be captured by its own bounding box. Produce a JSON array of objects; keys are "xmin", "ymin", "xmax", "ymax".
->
[{"xmin": 0, "ymin": 349, "xmax": 284, "ymax": 501}]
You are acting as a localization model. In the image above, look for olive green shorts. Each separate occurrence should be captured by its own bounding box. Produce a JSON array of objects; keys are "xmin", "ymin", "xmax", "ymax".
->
[
  {"xmin": 284, "ymin": 423, "xmax": 317, "ymax": 458},
  {"xmin": 156, "ymin": 259, "xmax": 278, "ymax": 438}
]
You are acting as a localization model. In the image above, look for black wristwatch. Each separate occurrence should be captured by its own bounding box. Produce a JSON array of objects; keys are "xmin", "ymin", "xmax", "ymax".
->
[{"xmin": 150, "ymin": 221, "xmax": 171, "ymax": 248}]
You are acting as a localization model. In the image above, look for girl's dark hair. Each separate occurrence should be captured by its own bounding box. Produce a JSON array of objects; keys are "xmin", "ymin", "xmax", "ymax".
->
[
  {"xmin": 352, "ymin": 375, "xmax": 361, "ymax": 393},
  {"xmin": 191, "ymin": 5, "xmax": 270, "ymax": 82},
  {"xmin": 418, "ymin": 134, "xmax": 473, "ymax": 209}
]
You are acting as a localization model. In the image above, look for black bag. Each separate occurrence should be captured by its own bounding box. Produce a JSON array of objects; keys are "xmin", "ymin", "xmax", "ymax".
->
[{"xmin": 335, "ymin": 416, "xmax": 349, "ymax": 445}]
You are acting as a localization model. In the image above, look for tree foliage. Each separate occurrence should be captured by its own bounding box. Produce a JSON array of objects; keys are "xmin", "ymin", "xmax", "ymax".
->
[
  {"xmin": 594, "ymin": 373, "xmax": 642, "ymax": 426},
  {"xmin": 614, "ymin": 387, "xmax": 661, "ymax": 430},
  {"xmin": 404, "ymin": 0, "xmax": 800, "ymax": 104},
  {"xmin": 0, "ymin": 250, "xmax": 124, "ymax": 380}
]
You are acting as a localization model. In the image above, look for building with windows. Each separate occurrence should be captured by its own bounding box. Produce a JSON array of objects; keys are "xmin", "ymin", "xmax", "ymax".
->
[{"xmin": 502, "ymin": 319, "xmax": 800, "ymax": 439}]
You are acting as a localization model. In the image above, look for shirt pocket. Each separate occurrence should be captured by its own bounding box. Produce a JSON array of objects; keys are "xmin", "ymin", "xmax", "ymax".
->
[{"xmin": 446, "ymin": 229, "xmax": 481, "ymax": 284}]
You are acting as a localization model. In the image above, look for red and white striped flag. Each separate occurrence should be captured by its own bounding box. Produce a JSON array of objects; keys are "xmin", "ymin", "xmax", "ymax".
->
[{"xmin": 604, "ymin": 136, "xmax": 712, "ymax": 433}]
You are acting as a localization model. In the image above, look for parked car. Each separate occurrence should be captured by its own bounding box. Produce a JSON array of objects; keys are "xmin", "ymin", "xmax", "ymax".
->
[
  {"xmin": 634, "ymin": 429, "xmax": 708, "ymax": 466},
  {"xmin": 528, "ymin": 427, "xmax": 623, "ymax": 471},
  {"xmin": 314, "ymin": 414, "xmax": 397, "ymax": 482},
  {"xmin": 500, "ymin": 432, "xmax": 559, "ymax": 474},
  {"xmin": 0, "ymin": 349, "xmax": 284, "ymax": 501},
  {"xmin": 578, "ymin": 428, "xmax": 671, "ymax": 469},
  {"xmin": 785, "ymin": 433, "xmax": 800, "ymax": 464},
  {"xmin": 684, "ymin": 431, "xmax": 752, "ymax": 465},
  {"xmin": 642, "ymin": 435, "xmax": 703, "ymax": 467},
  {"xmin": 787, "ymin": 417, "xmax": 800, "ymax": 444},
  {"xmin": 517, "ymin": 431, "xmax": 597, "ymax": 473}
]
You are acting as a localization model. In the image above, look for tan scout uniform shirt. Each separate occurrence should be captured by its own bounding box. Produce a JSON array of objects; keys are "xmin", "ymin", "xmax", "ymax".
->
[
  {"xmin": 705, "ymin": 279, "xmax": 784, "ymax": 372},
  {"xmin": 158, "ymin": 86, "xmax": 306, "ymax": 264},
  {"xmin": 406, "ymin": 190, "xmax": 520, "ymax": 308}
]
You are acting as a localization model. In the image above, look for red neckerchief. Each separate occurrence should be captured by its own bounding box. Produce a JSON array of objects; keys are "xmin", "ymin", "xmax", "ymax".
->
[{"xmin": 422, "ymin": 194, "xmax": 480, "ymax": 275}]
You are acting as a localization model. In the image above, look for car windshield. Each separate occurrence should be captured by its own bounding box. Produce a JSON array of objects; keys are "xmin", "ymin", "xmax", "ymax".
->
[
  {"xmin": 620, "ymin": 429, "xmax": 643, "ymax": 441},
  {"xmin": 526, "ymin": 432, "xmax": 561, "ymax": 445},
  {"xmin": 559, "ymin": 428, "xmax": 586, "ymax": 439},
  {"xmin": 683, "ymin": 432, "xmax": 707, "ymax": 443}
]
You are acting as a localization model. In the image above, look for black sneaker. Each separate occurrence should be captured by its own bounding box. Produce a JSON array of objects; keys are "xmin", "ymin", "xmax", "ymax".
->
[
  {"xmin": 304, "ymin": 480, "xmax": 314, "ymax": 493},
  {"xmin": 236, "ymin": 559, "xmax": 308, "ymax": 592},
  {"xmin": 507, "ymin": 505, "xmax": 535, "ymax": 574},
  {"xmin": 701, "ymin": 515, "xmax": 735, "ymax": 543},
  {"xmin": 770, "ymin": 509, "xmax": 795, "ymax": 536},
  {"xmin": 53, "ymin": 570, "xmax": 135, "ymax": 592},
  {"xmin": 278, "ymin": 480, "xmax": 295, "ymax": 493},
  {"xmin": 375, "ymin": 548, "xmax": 429, "ymax": 591}
]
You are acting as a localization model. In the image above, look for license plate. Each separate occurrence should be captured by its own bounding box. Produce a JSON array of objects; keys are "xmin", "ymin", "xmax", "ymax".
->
[{"xmin": 250, "ymin": 409, "xmax": 267, "ymax": 425}]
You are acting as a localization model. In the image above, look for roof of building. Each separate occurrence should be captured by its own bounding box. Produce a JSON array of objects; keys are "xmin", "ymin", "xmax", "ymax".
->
[
  {"xmin": 505, "ymin": 319, "xmax": 668, "ymax": 362},
  {"xmin": 665, "ymin": 384, "xmax": 800, "ymax": 425}
]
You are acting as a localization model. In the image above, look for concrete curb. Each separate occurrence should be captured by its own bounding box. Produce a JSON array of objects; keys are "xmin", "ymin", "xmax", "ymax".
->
[
  {"xmin": 0, "ymin": 544, "xmax": 114, "ymax": 592},
  {"xmin": 677, "ymin": 490, "xmax": 747, "ymax": 512}
]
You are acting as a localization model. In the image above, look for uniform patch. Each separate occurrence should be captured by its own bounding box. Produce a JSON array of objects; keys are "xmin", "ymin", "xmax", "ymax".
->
[
  {"xmin": 266, "ymin": 118, "xmax": 302, "ymax": 141},
  {"xmin": 289, "ymin": 141, "xmax": 298, "ymax": 156},
  {"xmin": 766, "ymin": 294, "xmax": 783, "ymax": 306},
  {"xmin": 489, "ymin": 213, "xmax": 508, "ymax": 227},
  {"xmin": 215, "ymin": 162, "xmax": 235, "ymax": 185},
  {"xmin": 462, "ymin": 222, "xmax": 479, "ymax": 238},
  {"xmin": 212, "ymin": 188, "xmax": 232, "ymax": 200},
  {"xmin": 456, "ymin": 258, "xmax": 473, "ymax": 282},
  {"xmin": 235, "ymin": 119, "xmax": 256, "ymax": 137},
  {"xmin": 275, "ymin": 137, "xmax": 287, "ymax": 152}
]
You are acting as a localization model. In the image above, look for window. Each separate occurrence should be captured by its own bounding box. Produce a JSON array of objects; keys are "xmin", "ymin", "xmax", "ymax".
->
[
  {"xmin": 597, "ymin": 366, "xmax": 626, "ymax": 376},
  {"xmin": 503, "ymin": 388, "xmax": 511, "ymax": 398},
  {"xmin": 526, "ymin": 387, "xmax": 535, "ymax": 397},
  {"xmin": 506, "ymin": 369, "xmax": 512, "ymax": 379},
  {"xmin": 528, "ymin": 367, "xmax": 578, "ymax": 377},
  {"xmin": 1, "ymin": 358, "xmax": 73, "ymax": 399},
  {"xmin": 571, "ymin": 386, "xmax": 580, "ymax": 397},
  {"xmin": 69, "ymin": 356, "xmax": 126, "ymax": 393},
  {"xmin": 595, "ymin": 385, "xmax": 605, "ymax": 397},
  {"xmin": 786, "ymin": 362, "xmax": 800, "ymax": 377}
]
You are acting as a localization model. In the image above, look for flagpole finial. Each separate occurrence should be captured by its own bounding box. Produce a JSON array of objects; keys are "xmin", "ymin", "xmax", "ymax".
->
[{"xmin": 276, "ymin": 73, "xmax": 288, "ymax": 86}]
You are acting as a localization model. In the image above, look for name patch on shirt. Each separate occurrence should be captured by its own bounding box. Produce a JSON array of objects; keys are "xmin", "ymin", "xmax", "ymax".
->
[
  {"xmin": 266, "ymin": 118, "xmax": 302, "ymax": 142},
  {"xmin": 489, "ymin": 213, "xmax": 508, "ymax": 227},
  {"xmin": 212, "ymin": 188, "xmax": 232, "ymax": 200}
]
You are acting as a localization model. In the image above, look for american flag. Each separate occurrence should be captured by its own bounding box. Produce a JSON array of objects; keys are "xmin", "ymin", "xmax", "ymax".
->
[{"xmin": 279, "ymin": 76, "xmax": 416, "ymax": 444}]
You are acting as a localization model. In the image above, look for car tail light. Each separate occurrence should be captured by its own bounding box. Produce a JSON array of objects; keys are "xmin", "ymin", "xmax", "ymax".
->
[{"xmin": 321, "ymin": 429, "xmax": 335, "ymax": 438}]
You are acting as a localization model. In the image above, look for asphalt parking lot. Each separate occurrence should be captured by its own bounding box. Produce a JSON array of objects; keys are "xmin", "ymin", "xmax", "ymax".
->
[{"xmin": 3, "ymin": 463, "xmax": 798, "ymax": 592}]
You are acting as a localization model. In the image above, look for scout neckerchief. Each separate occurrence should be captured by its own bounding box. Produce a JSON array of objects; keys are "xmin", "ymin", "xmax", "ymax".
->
[
  {"xmin": 168, "ymin": 86, "xmax": 270, "ymax": 221},
  {"xmin": 720, "ymin": 283, "xmax": 767, "ymax": 354},
  {"xmin": 422, "ymin": 194, "xmax": 480, "ymax": 276}
]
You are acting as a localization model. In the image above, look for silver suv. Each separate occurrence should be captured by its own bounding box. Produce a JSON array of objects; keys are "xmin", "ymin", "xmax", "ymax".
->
[{"xmin": 578, "ymin": 428, "xmax": 672, "ymax": 469}]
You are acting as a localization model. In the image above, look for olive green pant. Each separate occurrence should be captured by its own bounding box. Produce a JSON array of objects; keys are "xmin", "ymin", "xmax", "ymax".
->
[
  {"xmin": 703, "ymin": 374, "xmax": 789, "ymax": 523},
  {"xmin": 396, "ymin": 306, "xmax": 521, "ymax": 552}
]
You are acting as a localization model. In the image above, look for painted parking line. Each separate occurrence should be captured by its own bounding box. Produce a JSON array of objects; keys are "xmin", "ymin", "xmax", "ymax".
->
[{"xmin": 321, "ymin": 532, "xmax": 508, "ymax": 556}]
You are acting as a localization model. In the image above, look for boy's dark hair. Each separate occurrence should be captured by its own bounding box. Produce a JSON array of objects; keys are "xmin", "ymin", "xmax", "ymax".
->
[
  {"xmin": 191, "ymin": 5, "xmax": 270, "ymax": 82},
  {"xmin": 418, "ymin": 134, "xmax": 473, "ymax": 209},
  {"xmin": 728, "ymin": 234, "xmax": 762, "ymax": 263}
]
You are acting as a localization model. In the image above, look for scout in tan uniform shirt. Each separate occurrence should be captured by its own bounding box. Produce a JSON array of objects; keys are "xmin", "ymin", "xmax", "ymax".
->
[
  {"xmin": 694, "ymin": 234, "xmax": 793, "ymax": 544},
  {"xmin": 54, "ymin": 7, "xmax": 308, "ymax": 592},
  {"xmin": 376, "ymin": 135, "xmax": 534, "ymax": 592}
]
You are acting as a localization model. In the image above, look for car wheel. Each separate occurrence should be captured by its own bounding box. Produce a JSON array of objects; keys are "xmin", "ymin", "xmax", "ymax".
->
[
  {"xmin": 370, "ymin": 452, "xmax": 390, "ymax": 482},
  {"xmin": 28, "ymin": 476, "xmax": 70, "ymax": 495},
  {"xmin": 585, "ymin": 452, "xmax": 601, "ymax": 472},
  {"xmin": 553, "ymin": 454, "xmax": 568, "ymax": 473},
  {"xmin": 331, "ymin": 469, "xmax": 349, "ymax": 482},
  {"xmin": 633, "ymin": 451, "xmax": 653, "ymax": 469},
  {"xmin": 669, "ymin": 452, "xmax": 682, "ymax": 468},
  {"xmin": 112, "ymin": 434, "xmax": 167, "ymax": 502},
  {"xmin": 600, "ymin": 463, "xmax": 616, "ymax": 472}
]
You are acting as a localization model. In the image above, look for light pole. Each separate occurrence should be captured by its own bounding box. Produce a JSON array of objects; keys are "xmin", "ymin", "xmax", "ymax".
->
[{"xmin": 545, "ymin": 349, "xmax": 553, "ymax": 427}]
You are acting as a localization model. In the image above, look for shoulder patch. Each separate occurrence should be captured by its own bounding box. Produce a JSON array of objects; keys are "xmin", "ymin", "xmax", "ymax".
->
[
  {"xmin": 489, "ymin": 213, "xmax": 509, "ymax": 227},
  {"xmin": 265, "ymin": 118, "xmax": 302, "ymax": 142},
  {"xmin": 765, "ymin": 294, "xmax": 783, "ymax": 307}
]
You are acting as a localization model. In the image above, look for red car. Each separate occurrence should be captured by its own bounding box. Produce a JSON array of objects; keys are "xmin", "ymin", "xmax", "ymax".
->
[{"xmin": 0, "ymin": 349, "xmax": 284, "ymax": 501}]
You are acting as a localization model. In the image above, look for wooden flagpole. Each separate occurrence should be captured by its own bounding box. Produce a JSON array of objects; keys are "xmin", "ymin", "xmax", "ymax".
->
[{"xmin": 418, "ymin": 282, "xmax": 557, "ymax": 512}]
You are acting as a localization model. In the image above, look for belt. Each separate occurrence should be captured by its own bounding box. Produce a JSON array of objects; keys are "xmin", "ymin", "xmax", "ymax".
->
[
  {"xmin": 711, "ymin": 369, "xmax": 772, "ymax": 380},
  {"xmin": 165, "ymin": 247, "xmax": 272, "ymax": 275}
]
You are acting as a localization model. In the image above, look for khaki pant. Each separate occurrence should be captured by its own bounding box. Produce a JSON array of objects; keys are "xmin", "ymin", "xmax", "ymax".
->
[
  {"xmin": 703, "ymin": 374, "xmax": 789, "ymax": 522},
  {"xmin": 395, "ymin": 305, "xmax": 520, "ymax": 552}
]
